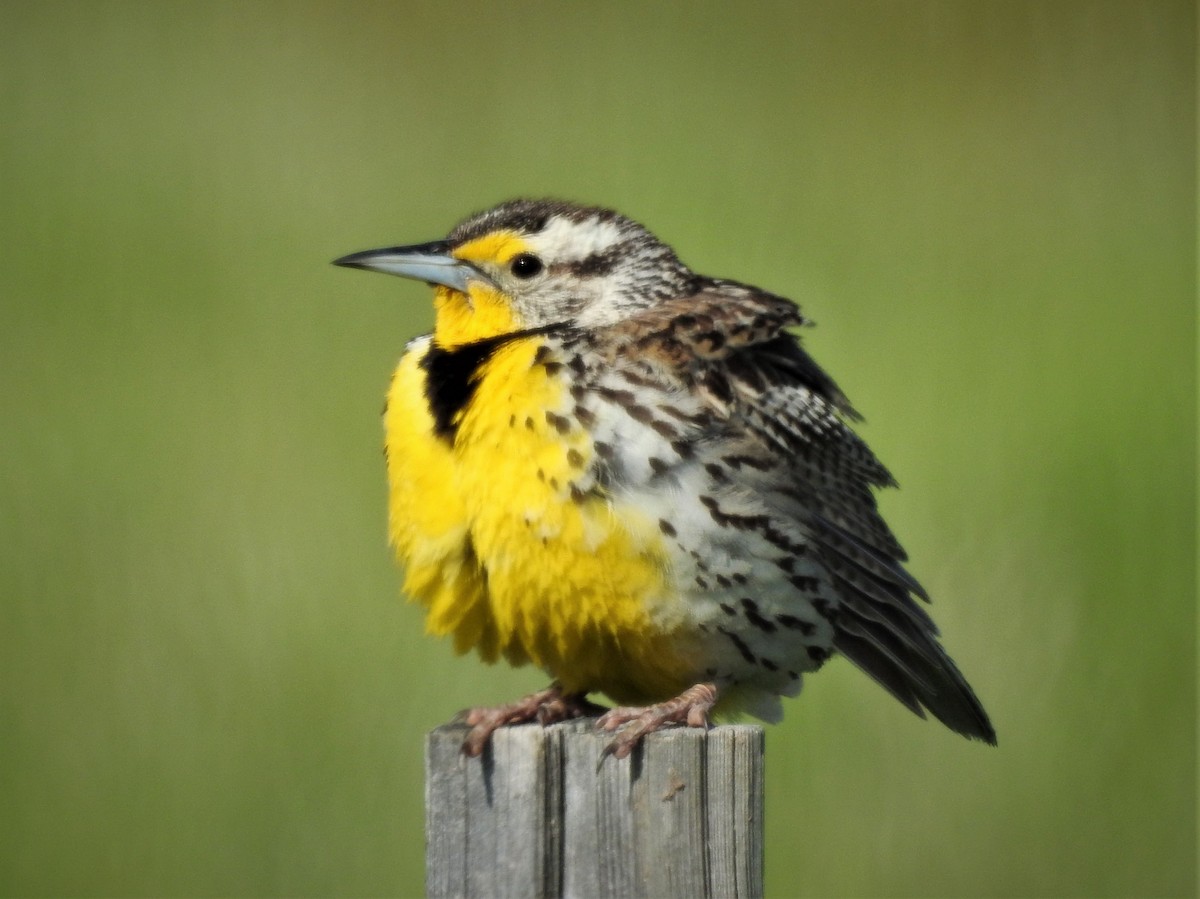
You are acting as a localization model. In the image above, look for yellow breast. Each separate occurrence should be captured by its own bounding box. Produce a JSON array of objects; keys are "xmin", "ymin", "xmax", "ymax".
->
[{"xmin": 384, "ymin": 330, "xmax": 697, "ymax": 703}]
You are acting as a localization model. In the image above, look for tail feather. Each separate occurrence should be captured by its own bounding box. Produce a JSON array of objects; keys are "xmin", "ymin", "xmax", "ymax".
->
[
  {"xmin": 834, "ymin": 608, "xmax": 997, "ymax": 744},
  {"xmin": 811, "ymin": 516, "xmax": 996, "ymax": 744},
  {"xmin": 836, "ymin": 608, "xmax": 937, "ymax": 693},
  {"xmin": 832, "ymin": 628, "xmax": 928, "ymax": 721}
]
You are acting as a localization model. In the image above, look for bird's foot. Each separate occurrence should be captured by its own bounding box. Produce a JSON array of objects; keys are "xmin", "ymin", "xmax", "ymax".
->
[
  {"xmin": 597, "ymin": 682, "xmax": 719, "ymax": 761},
  {"xmin": 458, "ymin": 682, "xmax": 606, "ymax": 757}
]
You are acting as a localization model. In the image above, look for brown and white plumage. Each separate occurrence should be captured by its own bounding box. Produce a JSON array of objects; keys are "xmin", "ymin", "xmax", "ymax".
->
[{"xmin": 336, "ymin": 198, "xmax": 996, "ymax": 753}]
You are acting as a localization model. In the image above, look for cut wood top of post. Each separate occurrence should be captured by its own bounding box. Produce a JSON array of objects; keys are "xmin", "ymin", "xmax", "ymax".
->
[{"xmin": 426, "ymin": 721, "xmax": 765, "ymax": 899}]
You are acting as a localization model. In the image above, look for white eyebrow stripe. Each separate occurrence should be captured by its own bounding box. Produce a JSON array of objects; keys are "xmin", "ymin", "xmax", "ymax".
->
[{"xmin": 532, "ymin": 216, "xmax": 625, "ymax": 260}]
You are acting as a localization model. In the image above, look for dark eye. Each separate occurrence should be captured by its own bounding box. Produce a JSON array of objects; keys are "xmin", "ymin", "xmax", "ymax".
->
[{"xmin": 510, "ymin": 253, "xmax": 543, "ymax": 279}]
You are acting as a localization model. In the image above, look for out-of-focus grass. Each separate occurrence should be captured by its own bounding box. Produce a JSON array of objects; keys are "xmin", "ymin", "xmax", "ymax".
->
[{"xmin": 1, "ymin": 2, "xmax": 1193, "ymax": 896}]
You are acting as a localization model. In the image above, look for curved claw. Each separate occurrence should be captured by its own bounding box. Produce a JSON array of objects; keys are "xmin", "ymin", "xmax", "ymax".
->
[
  {"xmin": 596, "ymin": 682, "xmax": 719, "ymax": 763},
  {"xmin": 459, "ymin": 683, "xmax": 606, "ymax": 757}
]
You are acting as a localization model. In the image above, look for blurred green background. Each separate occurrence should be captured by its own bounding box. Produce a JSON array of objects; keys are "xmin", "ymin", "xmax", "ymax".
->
[{"xmin": 1, "ymin": 2, "xmax": 1194, "ymax": 896}]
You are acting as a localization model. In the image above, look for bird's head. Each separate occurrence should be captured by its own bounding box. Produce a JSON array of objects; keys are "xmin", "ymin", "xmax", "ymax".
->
[{"xmin": 334, "ymin": 199, "xmax": 696, "ymax": 347}]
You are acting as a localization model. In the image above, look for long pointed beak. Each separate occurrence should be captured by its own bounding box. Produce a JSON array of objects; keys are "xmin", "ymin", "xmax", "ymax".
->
[{"xmin": 332, "ymin": 240, "xmax": 487, "ymax": 292}]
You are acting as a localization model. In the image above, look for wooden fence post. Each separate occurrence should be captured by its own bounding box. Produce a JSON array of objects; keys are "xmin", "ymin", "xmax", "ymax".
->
[{"xmin": 425, "ymin": 720, "xmax": 764, "ymax": 898}]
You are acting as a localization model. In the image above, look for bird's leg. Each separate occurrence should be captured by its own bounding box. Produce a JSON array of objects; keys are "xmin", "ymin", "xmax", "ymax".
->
[
  {"xmin": 459, "ymin": 682, "xmax": 607, "ymax": 757},
  {"xmin": 597, "ymin": 682, "xmax": 719, "ymax": 760}
]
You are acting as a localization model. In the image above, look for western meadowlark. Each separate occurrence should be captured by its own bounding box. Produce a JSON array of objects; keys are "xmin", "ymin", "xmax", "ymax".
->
[{"xmin": 335, "ymin": 198, "xmax": 996, "ymax": 757}]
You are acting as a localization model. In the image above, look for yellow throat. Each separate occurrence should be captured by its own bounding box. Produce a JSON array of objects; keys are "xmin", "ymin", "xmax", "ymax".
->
[{"xmin": 380, "ymin": 234, "xmax": 694, "ymax": 703}]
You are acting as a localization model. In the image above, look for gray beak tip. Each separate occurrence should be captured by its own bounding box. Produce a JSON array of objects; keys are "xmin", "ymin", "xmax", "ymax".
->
[{"xmin": 332, "ymin": 241, "xmax": 480, "ymax": 293}]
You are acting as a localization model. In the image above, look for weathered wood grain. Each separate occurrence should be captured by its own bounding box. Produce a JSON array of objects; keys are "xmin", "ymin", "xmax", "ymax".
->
[{"xmin": 426, "ymin": 721, "xmax": 764, "ymax": 898}]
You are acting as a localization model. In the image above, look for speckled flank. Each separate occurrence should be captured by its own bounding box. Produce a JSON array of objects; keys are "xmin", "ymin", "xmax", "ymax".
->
[{"xmin": 367, "ymin": 198, "xmax": 995, "ymax": 744}]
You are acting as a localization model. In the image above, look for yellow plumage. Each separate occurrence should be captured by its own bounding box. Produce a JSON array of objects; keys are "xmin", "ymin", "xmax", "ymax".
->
[
  {"xmin": 336, "ymin": 198, "xmax": 996, "ymax": 754},
  {"xmin": 385, "ymin": 288, "xmax": 696, "ymax": 704}
]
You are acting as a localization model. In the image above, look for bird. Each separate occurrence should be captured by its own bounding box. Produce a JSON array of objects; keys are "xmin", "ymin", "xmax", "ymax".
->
[{"xmin": 334, "ymin": 198, "xmax": 996, "ymax": 758}]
